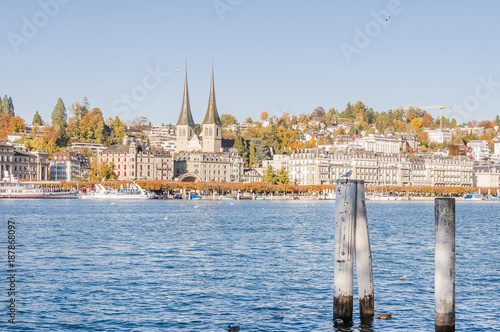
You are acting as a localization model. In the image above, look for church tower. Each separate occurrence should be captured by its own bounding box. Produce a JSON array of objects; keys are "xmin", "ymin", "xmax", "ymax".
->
[
  {"xmin": 202, "ymin": 63, "xmax": 222, "ymax": 153},
  {"xmin": 176, "ymin": 62, "xmax": 195, "ymax": 153}
]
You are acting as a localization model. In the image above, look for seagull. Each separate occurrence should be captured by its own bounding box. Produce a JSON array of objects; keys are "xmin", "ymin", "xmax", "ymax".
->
[
  {"xmin": 386, "ymin": 16, "xmax": 391, "ymax": 21},
  {"xmin": 164, "ymin": 216, "xmax": 168, "ymax": 220},
  {"xmin": 400, "ymin": 275, "xmax": 407, "ymax": 280},
  {"xmin": 377, "ymin": 314, "xmax": 392, "ymax": 320},
  {"xmin": 341, "ymin": 170, "xmax": 352, "ymax": 178},
  {"xmin": 334, "ymin": 318, "xmax": 344, "ymax": 325},
  {"xmin": 175, "ymin": 67, "xmax": 179, "ymax": 71}
]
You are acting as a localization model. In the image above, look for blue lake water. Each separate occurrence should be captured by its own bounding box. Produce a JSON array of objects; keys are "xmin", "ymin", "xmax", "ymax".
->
[{"xmin": 0, "ymin": 199, "xmax": 498, "ymax": 331}]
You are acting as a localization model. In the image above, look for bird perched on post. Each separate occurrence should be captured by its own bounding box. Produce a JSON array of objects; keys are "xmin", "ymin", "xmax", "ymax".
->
[{"xmin": 341, "ymin": 170, "xmax": 352, "ymax": 178}]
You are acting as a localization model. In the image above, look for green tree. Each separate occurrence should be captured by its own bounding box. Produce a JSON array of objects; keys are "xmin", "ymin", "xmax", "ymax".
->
[
  {"xmin": 233, "ymin": 135, "xmax": 249, "ymax": 166},
  {"xmin": 276, "ymin": 166, "xmax": 290, "ymax": 184},
  {"xmin": 1, "ymin": 95, "xmax": 14, "ymax": 116},
  {"xmin": 249, "ymin": 142, "xmax": 255, "ymax": 167},
  {"xmin": 32, "ymin": 111, "xmax": 43, "ymax": 125},
  {"xmin": 251, "ymin": 138, "xmax": 271, "ymax": 167},
  {"xmin": 51, "ymin": 98, "xmax": 67, "ymax": 132},
  {"xmin": 262, "ymin": 165, "xmax": 276, "ymax": 184},
  {"xmin": 495, "ymin": 115, "xmax": 500, "ymax": 126}
]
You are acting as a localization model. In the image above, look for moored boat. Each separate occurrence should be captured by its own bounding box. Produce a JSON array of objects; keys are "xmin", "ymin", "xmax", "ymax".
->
[
  {"xmin": 0, "ymin": 172, "xmax": 78, "ymax": 199},
  {"xmin": 80, "ymin": 182, "xmax": 155, "ymax": 199}
]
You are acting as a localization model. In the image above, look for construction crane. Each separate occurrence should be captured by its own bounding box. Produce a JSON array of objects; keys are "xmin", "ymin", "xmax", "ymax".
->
[{"xmin": 398, "ymin": 106, "xmax": 454, "ymax": 129}]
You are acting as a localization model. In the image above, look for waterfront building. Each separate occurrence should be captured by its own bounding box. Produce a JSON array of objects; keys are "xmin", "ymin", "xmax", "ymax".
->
[
  {"xmin": 50, "ymin": 152, "xmax": 90, "ymax": 181},
  {"xmin": 173, "ymin": 150, "xmax": 243, "ymax": 182},
  {"xmin": 0, "ymin": 142, "xmax": 49, "ymax": 180},
  {"xmin": 473, "ymin": 164, "xmax": 500, "ymax": 187},
  {"xmin": 97, "ymin": 143, "xmax": 173, "ymax": 181},
  {"xmin": 242, "ymin": 168, "xmax": 263, "ymax": 183},
  {"xmin": 425, "ymin": 129, "xmax": 451, "ymax": 144},
  {"xmin": 281, "ymin": 148, "xmax": 473, "ymax": 186}
]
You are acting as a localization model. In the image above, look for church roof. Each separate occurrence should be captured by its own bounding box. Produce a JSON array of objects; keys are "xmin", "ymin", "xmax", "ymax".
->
[
  {"xmin": 177, "ymin": 64, "xmax": 195, "ymax": 126},
  {"xmin": 202, "ymin": 64, "xmax": 222, "ymax": 126}
]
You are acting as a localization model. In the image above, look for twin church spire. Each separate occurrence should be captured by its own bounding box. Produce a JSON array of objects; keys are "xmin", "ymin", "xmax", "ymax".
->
[{"xmin": 176, "ymin": 60, "xmax": 222, "ymax": 153}]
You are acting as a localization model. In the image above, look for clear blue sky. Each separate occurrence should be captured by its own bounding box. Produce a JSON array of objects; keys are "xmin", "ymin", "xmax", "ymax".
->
[{"xmin": 1, "ymin": 0, "xmax": 499, "ymax": 126}]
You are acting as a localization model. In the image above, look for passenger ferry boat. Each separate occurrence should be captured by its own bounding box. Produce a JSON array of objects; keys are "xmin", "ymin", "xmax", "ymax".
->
[
  {"xmin": 0, "ymin": 172, "xmax": 78, "ymax": 199},
  {"xmin": 80, "ymin": 182, "xmax": 155, "ymax": 200}
]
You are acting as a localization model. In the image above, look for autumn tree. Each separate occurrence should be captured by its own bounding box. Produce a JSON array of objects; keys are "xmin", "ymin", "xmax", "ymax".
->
[
  {"xmin": 276, "ymin": 166, "xmax": 290, "ymax": 184},
  {"xmin": 220, "ymin": 114, "xmax": 238, "ymax": 127},
  {"xmin": 311, "ymin": 106, "xmax": 326, "ymax": 120},
  {"xmin": 130, "ymin": 116, "xmax": 150, "ymax": 131},
  {"xmin": 90, "ymin": 159, "xmax": 117, "ymax": 181},
  {"xmin": 260, "ymin": 111, "xmax": 268, "ymax": 121},
  {"xmin": 262, "ymin": 165, "xmax": 276, "ymax": 184},
  {"xmin": 9, "ymin": 116, "xmax": 25, "ymax": 133}
]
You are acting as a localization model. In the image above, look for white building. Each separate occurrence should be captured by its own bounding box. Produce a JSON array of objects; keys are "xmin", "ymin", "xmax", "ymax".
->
[
  {"xmin": 467, "ymin": 140, "xmax": 490, "ymax": 161},
  {"xmin": 355, "ymin": 134, "xmax": 400, "ymax": 154},
  {"xmin": 473, "ymin": 164, "xmax": 500, "ymax": 188},
  {"xmin": 262, "ymin": 154, "xmax": 290, "ymax": 172},
  {"xmin": 494, "ymin": 141, "xmax": 500, "ymax": 156},
  {"xmin": 426, "ymin": 129, "xmax": 451, "ymax": 144},
  {"xmin": 50, "ymin": 151, "xmax": 89, "ymax": 181}
]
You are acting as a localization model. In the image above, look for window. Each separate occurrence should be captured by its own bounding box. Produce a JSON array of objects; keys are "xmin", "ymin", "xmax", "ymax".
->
[
  {"xmin": 124, "ymin": 171, "xmax": 127, "ymax": 176},
  {"xmin": 118, "ymin": 171, "xmax": 120, "ymax": 176}
]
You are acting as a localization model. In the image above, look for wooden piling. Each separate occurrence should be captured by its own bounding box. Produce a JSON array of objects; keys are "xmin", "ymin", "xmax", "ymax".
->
[
  {"xmin": 355, "ymin": 180, "xmax": 374, "ymax": 318},
  {"xmin": 334, "ymin": 179, "xmax": 356, "ymax": 322},
  {"xmin": 435, "ymin": 198, "xmax": 455, "ymax": 332}
]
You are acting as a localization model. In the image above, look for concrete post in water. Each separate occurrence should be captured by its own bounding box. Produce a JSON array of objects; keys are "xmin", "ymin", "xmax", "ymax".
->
[
  {"xmin": 252, "ymin": 192, "xmax": 255, "ymax": 200},
  {"xmin": 334, "ymin": 179, "xmax": 357, "ymax": 322},
  {"xmin": 435, "ymin": 198, "xmax": 455, "ymax": 332},
  {"xmin": 355, "ymin": 180, "xmax": 374, "ymax": 318}
]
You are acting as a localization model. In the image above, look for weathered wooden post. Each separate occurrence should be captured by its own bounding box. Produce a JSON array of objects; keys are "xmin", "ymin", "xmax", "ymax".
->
[
  {"xmin": 334, "ymin": 179, "xmax": 357, "ymax": 323},
  {"xmin": 435, "ymin": 198, "xmax": 455, "ymax": 332},
  {"xmin": 355, "ymin": 180, "xmax": 374, "ymax": 318}
]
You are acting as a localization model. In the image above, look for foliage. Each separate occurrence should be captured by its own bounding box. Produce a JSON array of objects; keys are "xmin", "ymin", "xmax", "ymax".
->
[
  {"xmin": 1, "ymin": 95, "xmax": 15, "ymax": 116},
  {"xmin": 220, "ymin": 113, "xmax": 238, "ymax": 127},
  {"xmin": 51, "ymin": 98, "xmax": 67, "ymax": 132},
  {"xmin": 276, "ymin": 166, "xmax": 290, "ymax": 184},
  {"xmin": 262, "ymin": 165, "xmax": 276, "ymax": 184},
  {"xmin": 233, "ymin": 135, "xmax": 249, "ymax": 166},
  {"xmin": 260, "ymin": 111, "xmax": 268, "ymax": 121},
  {"xmin": 32, "ymin": 111, "xmax": 43, "ymax": 125},
  {"xmin": 249, "ymin": 142, "xmax": 255, "ymax": 167},
  {"xmin": 90, "ymin": 158, "xmax": 117, "ymax": 181}
]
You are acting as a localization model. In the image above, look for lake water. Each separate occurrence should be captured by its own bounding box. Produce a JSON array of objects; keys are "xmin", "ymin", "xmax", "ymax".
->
[{"xmin": 0, "ymin": 199, "xmax": 498, "ymax": 331}]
